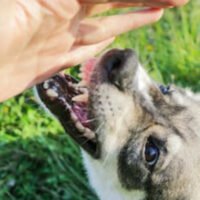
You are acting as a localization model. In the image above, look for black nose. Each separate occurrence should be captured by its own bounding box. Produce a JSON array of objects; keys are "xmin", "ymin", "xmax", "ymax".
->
[{"xmin": 102, "ymin": 49, "xmax": 138, "ymax": 90}]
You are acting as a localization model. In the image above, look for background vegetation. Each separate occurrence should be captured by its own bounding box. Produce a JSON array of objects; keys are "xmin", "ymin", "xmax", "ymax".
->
[{"xmin": 0, "ymin": 1, "xmax": 199, "ymax": 199}]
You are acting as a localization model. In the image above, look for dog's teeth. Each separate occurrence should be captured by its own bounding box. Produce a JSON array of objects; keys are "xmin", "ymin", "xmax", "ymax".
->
[
  {"xmin": 84, "ymin": 128, "xmax": 95, "ymax": 140},
  {"xmin": 75, "ymin": 121, "xmax": 85, "ymax": 132},
  {"xmin": 72, "ymin": 94, "xmax": 88, "ymax": 103},
  {"xmin": 46, "ymin": 89, "xmax": 58, "ymax": 98},
  {"xmin": 43, "ymin": 81, "xmax": 50, "ymax": 89},
  {"xmin": 70, "ymin": 112, "xmax": 78, "ymax": 122}
]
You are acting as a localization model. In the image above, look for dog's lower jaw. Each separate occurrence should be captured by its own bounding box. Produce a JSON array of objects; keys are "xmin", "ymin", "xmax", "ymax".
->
[{"xmin": 82, "ymin": 151, "xmax": 146, "ymax": 200}]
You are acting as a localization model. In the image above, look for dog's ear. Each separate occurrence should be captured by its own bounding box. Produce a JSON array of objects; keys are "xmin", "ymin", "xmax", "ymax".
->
[{"xmin": 35, "ymin": 76, "xmax": 100, "ymax": 158}]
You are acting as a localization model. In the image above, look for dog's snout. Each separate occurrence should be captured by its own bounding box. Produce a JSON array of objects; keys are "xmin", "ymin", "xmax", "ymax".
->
[
  {"xmin": 105, "ymin": 51, "xmax": 124, "ymax": 84},
  {"xmin": 103, "ymin": 49, "xmax": 135, "ymax": 84},
  {"xmin": 101, "ymin": 49, "xmax": 139, "ymax": 90},
  {"xmin": 106, "ymin": 53, "xmax": 122, "ymax": 76}
]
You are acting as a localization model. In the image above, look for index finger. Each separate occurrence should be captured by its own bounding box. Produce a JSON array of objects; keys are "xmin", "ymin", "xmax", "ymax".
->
[
  {"xmin": 79, "ymin": 0, "xmax": 189, "ymax": 7},
  {"xmin": 79, "ymin": 0, "xmax": 169, "ymax": 7},
  {"xmin": 79, "ymin": 0, "xmax": 153, "ymax": 3}
]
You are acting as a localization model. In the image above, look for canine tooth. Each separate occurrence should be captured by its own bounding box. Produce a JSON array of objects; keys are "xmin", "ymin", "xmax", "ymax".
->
[
  {"xmin": 46, "ymin": 89, "xmax": 58, "ymax": 97},
  {"xmin": 43, "ymin": 81, "xmax": 50, "ymax": 89},
  {"xmin": 75, "ymin": 121, "xmax": 85, "ymax": 132},
  {"xmin": 72, "ymin": 94, "xmax": 88, "ymax": 102},
  {"xmin": 70, "ymin": 112, "xmax": 78, "ymax": 122},
  {"xmin": 84, "ymin": 129, "xmax": 95, "ymax": 140}
]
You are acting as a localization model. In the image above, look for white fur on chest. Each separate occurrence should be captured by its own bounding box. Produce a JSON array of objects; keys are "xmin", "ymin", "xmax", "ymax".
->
[{"xmin": 82, "ymin": 151, "xmax": 146, "ymax": 200}]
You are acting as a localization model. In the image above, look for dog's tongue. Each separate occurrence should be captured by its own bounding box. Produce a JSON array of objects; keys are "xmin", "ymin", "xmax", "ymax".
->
[{"xmin": 80, "ymin": 58, "xmax": 97, "ymax": 85}]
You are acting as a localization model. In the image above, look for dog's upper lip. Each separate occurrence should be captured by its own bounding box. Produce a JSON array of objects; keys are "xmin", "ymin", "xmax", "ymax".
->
[{"xmin": 36, "ymin": 73, "xmax": 100, "ymax": 157}]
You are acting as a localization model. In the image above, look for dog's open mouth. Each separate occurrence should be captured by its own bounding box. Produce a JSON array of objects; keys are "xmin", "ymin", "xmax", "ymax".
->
[
  {"xmin": 36, "ymin": 58, "xmax": 100, "ymax": 157},
  {"xmin": 36, "ymin": 49, "xmax": 140, "ymax": 158}
]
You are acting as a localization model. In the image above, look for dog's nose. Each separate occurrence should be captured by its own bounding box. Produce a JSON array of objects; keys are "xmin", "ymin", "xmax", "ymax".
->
[
  {"xmin": 105, "ymin": 49, "xmax": 132, "ymax": 72},
  {"xmin": 102, "ymin": 49, "xmax": 138, "ymax": 90}
]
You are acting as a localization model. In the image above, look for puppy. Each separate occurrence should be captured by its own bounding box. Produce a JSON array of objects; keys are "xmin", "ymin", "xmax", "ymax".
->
[{"xmin": 36, "ymin": 49, "xmax": 200, "ymax": 200}]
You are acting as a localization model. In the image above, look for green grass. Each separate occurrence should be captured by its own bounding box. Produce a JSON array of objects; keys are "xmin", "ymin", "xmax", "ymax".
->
[{"xmin": 0, "ymin": 1, "xmax": 200, "ymax": 199}]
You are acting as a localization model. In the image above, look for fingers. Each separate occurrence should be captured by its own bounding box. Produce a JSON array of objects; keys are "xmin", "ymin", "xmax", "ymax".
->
[
  {"xmin": 38, "ymin": 0, "xmax": 80, "ymax": 19},
  {"xmin": 56, "ymin": 37, "xmax": 115, "ymax": 69},
  {"xmin": 79, "ymin": 0, "xmax": 110, "ymax": 2},
  {"xmin": 21, "ymin": 38, "xmax": 114, "ymax": 97},
  {"xmin": 80, "ymin": 0, "xmax": 165, "ymax": 6},
  {"xmin": 84, "ymin": 3, "xmax": 142, "ymax": 17},
  {"xmin": 80, "ymin": 0, "xmax": 188, "ymax": 7},
  {"xmin": 165, "ymin": 0, "xmax": 189, "ymax": 6},
  {"xmin": 76, "ymin": 8, "xmax": 164, "ymax": 45},
  {"xmin": 59, "ymin": 37, "xmax": 115, "ymax": 68}
]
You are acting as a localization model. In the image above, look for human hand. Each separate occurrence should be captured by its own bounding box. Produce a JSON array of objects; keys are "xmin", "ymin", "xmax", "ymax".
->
[
  {"xmin": 80, "ymin": 0, "xmax": 189, "ymax": 7},
  {"xmin": 0, "ymin": 0, "xmax": 165, "ymax": 102}
]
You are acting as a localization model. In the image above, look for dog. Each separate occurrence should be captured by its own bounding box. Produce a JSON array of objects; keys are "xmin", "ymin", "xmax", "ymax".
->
[{"xmin": 36, "ymin": 49, "xmax": 200, "ymax": 200}]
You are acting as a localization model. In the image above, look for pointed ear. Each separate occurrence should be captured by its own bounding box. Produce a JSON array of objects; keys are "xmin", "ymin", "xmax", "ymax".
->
[{"xmin": 34, "ymin": 75, "xmax": 100, "ymax": 159}]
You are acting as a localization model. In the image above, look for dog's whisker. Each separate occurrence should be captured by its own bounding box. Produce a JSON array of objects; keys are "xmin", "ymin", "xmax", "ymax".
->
[
  {"xmin": 94, "ymin": 121, "xmax": 105, "ymax": 135},
  {"xmin": 84, "ymin": 118, "xmax": 98, "ymax": 123}
]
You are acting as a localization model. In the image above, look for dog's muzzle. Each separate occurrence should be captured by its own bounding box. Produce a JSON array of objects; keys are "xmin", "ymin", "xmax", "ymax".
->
[{"xmin": 35, "ymin": 49, "xmax": 150, "ymax": 158}]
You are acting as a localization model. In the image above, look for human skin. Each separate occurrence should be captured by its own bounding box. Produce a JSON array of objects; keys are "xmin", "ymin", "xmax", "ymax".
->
[
  {"xmin": 0, "ymin": 0, "xmax": 188, "ymax": 102},
  {"xmin": 80, "ymin": 0, "xmax": 188, "ymax": 7}
]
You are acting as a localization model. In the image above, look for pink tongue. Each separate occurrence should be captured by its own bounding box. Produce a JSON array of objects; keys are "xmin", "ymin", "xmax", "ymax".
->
[{"xmin": 81, "ymin": 58, "xmax": 97, "ymax": 84}]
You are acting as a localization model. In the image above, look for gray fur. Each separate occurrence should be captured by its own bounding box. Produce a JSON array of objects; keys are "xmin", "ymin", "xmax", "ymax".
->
[{"xmin": 88, "ymin": 49, "xmax": 200, "ymax": 200}]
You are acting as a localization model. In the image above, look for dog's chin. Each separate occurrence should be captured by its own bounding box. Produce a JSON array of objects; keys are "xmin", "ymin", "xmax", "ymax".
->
[{"xmin": 36, "ymin": 58, "xmax": 101, "ymax": 158}]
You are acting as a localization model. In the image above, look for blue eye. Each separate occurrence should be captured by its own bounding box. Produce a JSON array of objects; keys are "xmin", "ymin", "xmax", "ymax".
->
[
  {"xmin": 159, "ymin": 85, "xmax": 171, "ymax": 95},
  {"xmin": 145, "ymin": 140, "xmax": 159, "ymax": 169}
]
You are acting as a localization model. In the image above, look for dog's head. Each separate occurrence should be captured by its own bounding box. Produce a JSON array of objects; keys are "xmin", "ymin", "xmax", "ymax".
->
[{"xmin": 36, "ymin": 49, "xmax": 200, "ymax": 200}]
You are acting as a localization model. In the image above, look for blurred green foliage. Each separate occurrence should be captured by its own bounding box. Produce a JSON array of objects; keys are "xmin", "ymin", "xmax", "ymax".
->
[{"xmin": 0, "ymin": 1, "xmax": 199, "ymax": 199}]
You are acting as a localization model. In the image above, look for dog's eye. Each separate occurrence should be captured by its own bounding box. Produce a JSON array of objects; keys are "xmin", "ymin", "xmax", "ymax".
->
[{"xmin": 145, "ymin": 139, "xmax": 159, "ymax": 169}]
